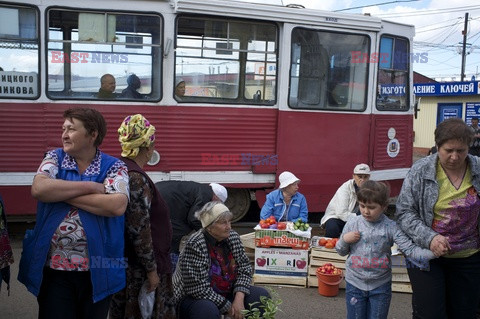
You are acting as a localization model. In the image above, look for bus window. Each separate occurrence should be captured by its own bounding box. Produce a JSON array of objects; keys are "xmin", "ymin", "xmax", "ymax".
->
[
  {"xmin": 0, "ymin": 4, "xmax": 39, "ymax": 99},
  {"xmin": 47, "ymin": 9, "xmax": 162, "ymax": 101},
  {"xmin": 376, "ymin": 36, "xmax": 409, "ymax": 111},
  {"xmin": 289, "ymin": 28, "xmax": 369, "ymax": 111},
  {"xmin": 175, "ymin": 16, "xmax": 277, "ymax": 104}
]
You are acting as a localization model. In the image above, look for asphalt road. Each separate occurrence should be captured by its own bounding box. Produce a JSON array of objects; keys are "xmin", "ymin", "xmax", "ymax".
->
[{"xmin": 0, "ymin": 224, "xmax": 412, "ymax": 318}]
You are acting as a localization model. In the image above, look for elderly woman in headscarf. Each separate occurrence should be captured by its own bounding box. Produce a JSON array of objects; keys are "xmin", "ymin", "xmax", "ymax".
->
[
  {"xmin": 173, "ymin": 201, "xmax": 269, "ymax": 319},
  {"xmin": 110, "ymin": 114, "xmax": 175, "ymax": 319}
]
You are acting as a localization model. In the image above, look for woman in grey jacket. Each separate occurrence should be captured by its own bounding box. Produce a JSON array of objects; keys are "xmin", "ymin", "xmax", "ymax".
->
[{"xmin": 396, "ymin": 118, "xmax": 480, "ymax": 319}]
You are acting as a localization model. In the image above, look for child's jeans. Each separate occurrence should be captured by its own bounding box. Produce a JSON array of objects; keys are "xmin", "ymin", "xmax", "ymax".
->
[{"xmin": 345, "ymin": 280, "xmax": 392, "ymax": 319}]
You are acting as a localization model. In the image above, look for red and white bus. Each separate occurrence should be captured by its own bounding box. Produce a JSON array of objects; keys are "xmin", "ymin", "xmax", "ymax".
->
[{"xmin": 0, "ymin": 0, "xmax": 414, "ymax": 221}]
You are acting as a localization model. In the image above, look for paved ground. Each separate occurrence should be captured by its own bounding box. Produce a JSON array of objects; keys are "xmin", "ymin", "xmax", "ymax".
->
[{"xmin": 0, "ymin": 223, "xmax": 413, "ymax": 319}]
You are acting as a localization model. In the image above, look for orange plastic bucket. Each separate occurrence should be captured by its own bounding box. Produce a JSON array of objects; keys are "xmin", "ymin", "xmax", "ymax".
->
[{"xmin": 316, "ymin": 268, "xmax": 343, "ymax": 297}]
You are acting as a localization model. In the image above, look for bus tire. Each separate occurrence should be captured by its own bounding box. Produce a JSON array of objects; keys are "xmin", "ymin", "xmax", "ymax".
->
[{"xmin": 225, "ymin": 188, "xmax": 251, "ymax": 222}]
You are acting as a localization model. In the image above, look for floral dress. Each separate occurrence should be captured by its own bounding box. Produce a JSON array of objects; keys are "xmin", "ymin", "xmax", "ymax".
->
[{"xmin": 109, "ymin": 172, "xmax": 175, "ymax": 319}]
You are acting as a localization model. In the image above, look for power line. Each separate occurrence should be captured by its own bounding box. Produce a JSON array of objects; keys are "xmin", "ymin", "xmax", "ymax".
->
[
  {"xmin": 334, "ymin": 0, "xmax": 419, "ymax": 12},
  {"xmin": 377, "ymin": 5, "xmax": 480, "ymax": 18},
  {"xmin": 416, "ymin": 20, "xmax": 463, "ymax": 34}
]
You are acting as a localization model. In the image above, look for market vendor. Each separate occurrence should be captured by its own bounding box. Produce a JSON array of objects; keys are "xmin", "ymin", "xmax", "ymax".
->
[
  {"xmin": 260, "ymin": 171, "xmax": 308, "ymax": 222},
  {"xmin": 173, "ymin": 201, "xmax": 270, "ymax": 318},
  {"xmin": 320, "ymin": 163, "xmax": 370, "ymax": 238}
]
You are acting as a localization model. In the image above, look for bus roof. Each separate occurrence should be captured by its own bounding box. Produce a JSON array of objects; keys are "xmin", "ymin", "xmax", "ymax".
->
[{"xmin": 173, "ymin": 0, "xmax": 384, "ymax": 31}]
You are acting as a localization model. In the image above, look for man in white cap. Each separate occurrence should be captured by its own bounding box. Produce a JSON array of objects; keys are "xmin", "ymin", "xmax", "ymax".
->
[
  {"xmin": 320, "ymin": 163, "xmax": 371, "ymax": 238},
  {"xmin": 155, "ymin": 181, "xmax": 227, "ymax": 268},
  {"xmin": 260, "ymin": 171, "xmax": 308, "ymax": 222}
]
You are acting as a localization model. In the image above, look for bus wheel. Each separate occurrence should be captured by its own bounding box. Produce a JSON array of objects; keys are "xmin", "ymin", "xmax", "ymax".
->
[{"xmin": 225, "ymin": 188, "xmax": 251, "ymax": 222}]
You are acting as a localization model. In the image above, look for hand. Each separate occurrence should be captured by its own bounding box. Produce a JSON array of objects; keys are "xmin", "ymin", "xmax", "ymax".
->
[
  {"xmin": 229, "ymin": 292, "xmax": 245, "ymax": 319},
  {"xmin": 430, "ymin": 234, "xmax": 450, "ymax": 257},
  {"xmin": 343, "ymin": 231, "xmax": 361, "ymax": 244},
  {"xmin": 146, "ymin": 270, "xmax": 160, "ymax": 292},
  {"xmin": 91, "ymin": 181, "xmax": 106, "ymax": 194}
]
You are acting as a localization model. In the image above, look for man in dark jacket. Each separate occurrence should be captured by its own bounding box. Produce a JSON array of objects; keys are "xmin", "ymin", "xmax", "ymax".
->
[{"xmin": 155, "ymin": 181, "xmax": 227, "ymax": 268}]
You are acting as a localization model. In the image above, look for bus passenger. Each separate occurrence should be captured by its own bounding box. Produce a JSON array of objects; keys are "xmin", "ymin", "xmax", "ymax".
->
[
  {"xmin": 260, "ymin": 171, "xmax": 308, "ymax": 222},
  {"xmin": 97, "ymin": 73, "xmax": 116, "ymax": 99},
  {"xmin": 155, "ymin": 181, "xmax": 228, "ymax": 270},
  {"xmin": 175, "ymin": 78, "xmax": 186, "ymax": 100},
  {"xmin": 120, "ymin": 74, "xmax": 142, "ymax": 99},
  {"xmin": 320, "ymin": 163, "xmax": 370, "ymax": 238},
  {"xmin": 173, "ymin": 201, "xmax": 270, "ymax": 319},
  {"xmin": 110, "ymin": 114, "xmax": 175, "ymax": 318},
  {"xmin": 18, "ymin": 107, "xmax": 129, "ymax": 318}
]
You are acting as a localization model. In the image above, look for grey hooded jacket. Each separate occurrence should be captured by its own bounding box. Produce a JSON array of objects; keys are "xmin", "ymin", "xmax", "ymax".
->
[
  {"xmin": 395, "ymin": 154, "xmax": 480, "ymax": 249},
  {"xmin": 336, "ymin": 214, "xmax": 435, "ymax": 291}
]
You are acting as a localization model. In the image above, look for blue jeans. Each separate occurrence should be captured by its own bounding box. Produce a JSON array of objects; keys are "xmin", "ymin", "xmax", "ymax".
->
[
  {"xmin": 345, "ymin": 281, "xmax": 392, "ymax": 319},
  {"xmin": 324, "ymin": 218, "xmax": 346, "ymax": 238},
  {"xmin": 178, "ymin": 286, "xmax": 270, "ymax": 319}
]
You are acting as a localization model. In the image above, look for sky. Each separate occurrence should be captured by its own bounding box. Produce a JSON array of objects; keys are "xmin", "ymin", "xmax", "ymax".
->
[{"xmin": 238, "ymin": 0, "xmax": 480, "ymax": 82}]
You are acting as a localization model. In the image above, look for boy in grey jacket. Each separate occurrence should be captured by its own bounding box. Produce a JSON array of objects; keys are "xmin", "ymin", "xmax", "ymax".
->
[{"xmin": 336, "ymin": 181, "xmax": 435, "ymax": 319}]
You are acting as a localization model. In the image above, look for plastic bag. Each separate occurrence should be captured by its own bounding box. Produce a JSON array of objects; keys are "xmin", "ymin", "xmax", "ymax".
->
[{"xmin": 138, "ymin": 281, "xmax": 155, "ymax": 319}]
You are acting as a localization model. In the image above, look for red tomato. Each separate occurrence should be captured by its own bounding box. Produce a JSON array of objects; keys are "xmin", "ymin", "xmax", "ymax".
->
[{"xmin": 325, "ymin": 241, "xmax": 335, "ymax": 249}]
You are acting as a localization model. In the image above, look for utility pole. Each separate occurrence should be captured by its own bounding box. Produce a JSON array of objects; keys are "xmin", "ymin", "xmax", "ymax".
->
[{"xmin": 461, "ymin": 12, "xmax": 469, "ymax": 81}]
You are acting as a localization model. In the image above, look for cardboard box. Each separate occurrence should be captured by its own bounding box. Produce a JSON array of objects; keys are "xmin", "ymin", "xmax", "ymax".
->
[
  {"xmin": 254, "ymin": 229, "xmax": 309, "ymax": 249},
  {"xmin": 254, "ymin": 247, "xmax": 308, "ymax": 277}
]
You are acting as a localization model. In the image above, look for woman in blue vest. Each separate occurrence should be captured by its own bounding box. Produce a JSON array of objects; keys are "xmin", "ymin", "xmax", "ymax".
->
[
  {"xmin": 18, "ymin": 107, "xmax": 129, "ymax": 318},
  {"xmin": 110, "ymin": 114, "xmax": 175, "ymax": 318}
]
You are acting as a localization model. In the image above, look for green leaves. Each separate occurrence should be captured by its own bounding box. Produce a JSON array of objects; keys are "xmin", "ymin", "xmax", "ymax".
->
[{"xmin": 242, "ymin": 288, "xmax": 282, "ymax": 319}]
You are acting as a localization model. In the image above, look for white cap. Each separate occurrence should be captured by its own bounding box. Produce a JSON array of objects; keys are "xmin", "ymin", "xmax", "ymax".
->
[
  {"xmin": 210, "ymin": 183, "xmax": 228, "ymax": 202},
  {"xmin": 279, "ymin": 171, "xmax": 300, "ymax": 189},
  {"xmin": 353, "ymin": 163, "xmax": 370, "ymax": 175}
]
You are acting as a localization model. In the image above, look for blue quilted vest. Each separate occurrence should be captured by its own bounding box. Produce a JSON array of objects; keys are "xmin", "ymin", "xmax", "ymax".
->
[{"xmin": 18, "ymin": 148, "xmax": 126, "ymax": 302}]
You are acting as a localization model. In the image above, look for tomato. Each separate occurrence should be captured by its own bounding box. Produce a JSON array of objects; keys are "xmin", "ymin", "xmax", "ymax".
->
[
  {"xmin": 319, "ymin": 238, "xmax": 327, "ymax": 246},
  {"xmin": 325, "ymin": 241, "xmax": 335, "ymax": 249},
  {"xmin": 277, "ymin": 222, "xmax": 287, "ymax": 230}
]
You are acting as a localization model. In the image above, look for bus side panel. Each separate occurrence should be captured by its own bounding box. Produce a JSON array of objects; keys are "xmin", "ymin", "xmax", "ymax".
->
[
  {"xmin": 276, "ymin": 111, "xmax": 372, "ymax": 212},
  {"xmin": 0, "ymin": 103, "xmax": 278, "ymax": 172},
  {"xmin": 0, "ymin": 103, "xmax": 48, "ymax": 171},
  {"xmin": 371, "ymin": 114, "xmax": 413, "ymax": 170},
  {"xmin": 0, "ymin": 102, "xmax": 279, "ymax": 215},
  {"xmin": 0, "ymin": 186, "xmax": 37, "ymax": 217}
]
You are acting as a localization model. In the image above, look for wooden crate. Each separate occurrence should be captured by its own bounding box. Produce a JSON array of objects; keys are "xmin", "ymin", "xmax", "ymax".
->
[
  {"xmin": 253, "ymin": 274, "xmax": 307, "ymax": 288},
  {"xmin": 308, "ymin": 247, "xmax": 412, "ymax": 293},
  {"xmin": 240, "ymin": 232, "xmax": 256, "ymax": 250}
]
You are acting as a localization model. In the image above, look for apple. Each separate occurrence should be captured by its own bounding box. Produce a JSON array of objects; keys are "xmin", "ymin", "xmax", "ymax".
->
[
  {"xmin": 296, "ymin": 259, "xmax": 307, "ymax": 269},
  {"xmin": 256, "ymin": 257, "xmax": 266, "ymax": 267},
  {"xmin": 316, "ymin": 263, "xmax": 341, "ymax": 276}
]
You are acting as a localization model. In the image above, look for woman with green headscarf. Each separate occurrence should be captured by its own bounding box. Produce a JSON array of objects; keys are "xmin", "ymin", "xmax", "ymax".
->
[{"xmin": 110, "ymin": 114, "xmax": 175, "ymax": 319}]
